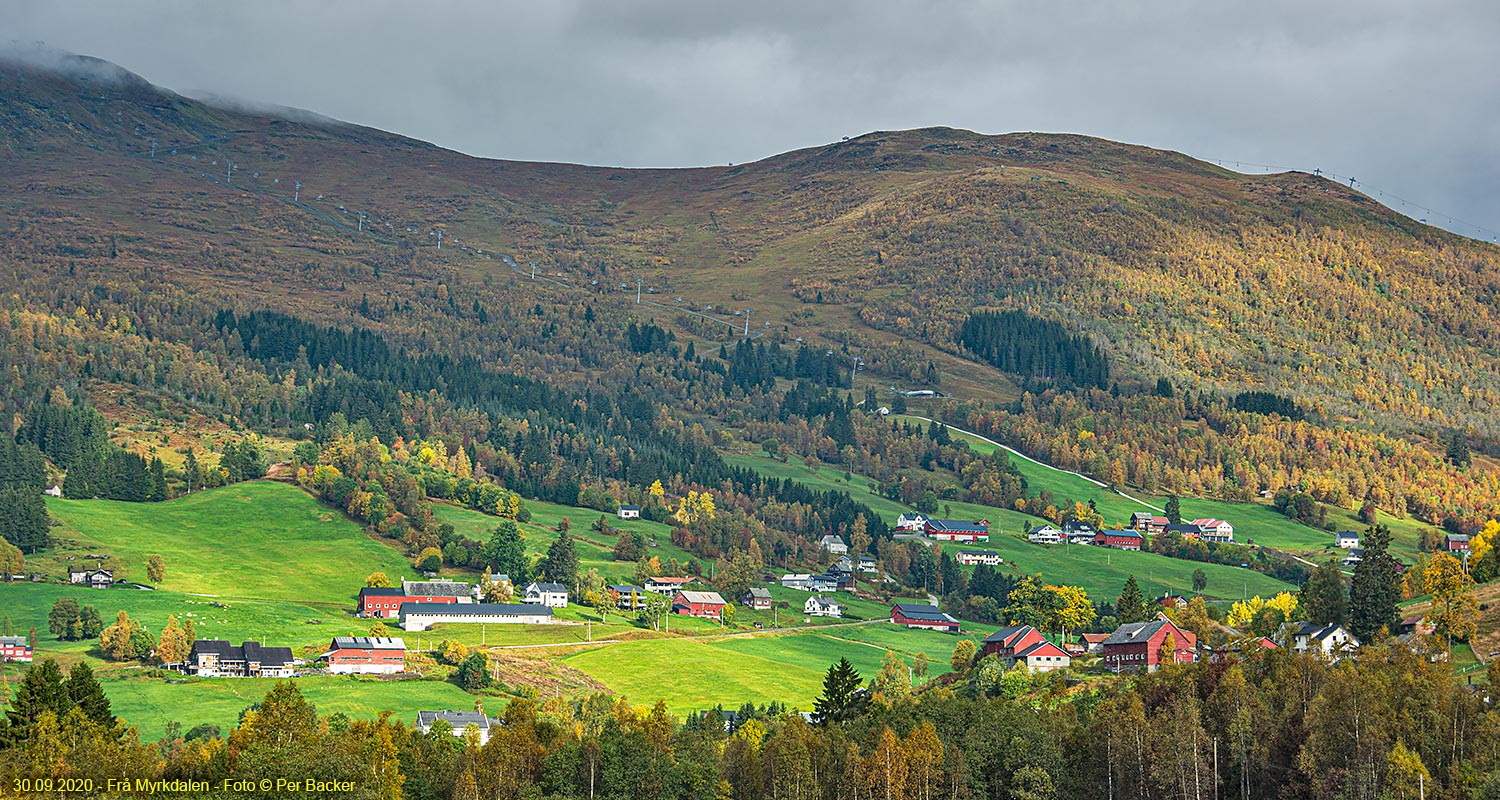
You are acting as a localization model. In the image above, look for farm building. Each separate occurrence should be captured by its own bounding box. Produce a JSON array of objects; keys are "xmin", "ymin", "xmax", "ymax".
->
[
  {"xmin": 617, "ymin": 505, "xmax": 641, "ymax": 520},
  {"xmin": 1207, "ymin": 637, "xmax": 1278, "ymax": 664},
  {"xmin": 819, "ymin": 535, "xmax": 848, "ymax": 554},
  {"xmin": 398, "ymin": 602, "xmax": 553, "ymax": 631},
  {"xmin": 644, "ymin": 576, "xmax": 696, "ymax": 595},
  {"xmin": 955, "ymin": 550, "xmax": 1003, "ymax": 566},
  {"xmin": 673, "ymin": 591, "xmax": 727, "ymax": 619},
  {"xmin": 1445, "ymin": 534, "xmax": 1470, "ymax": 553},
  {"xmin": 187, "ymin": 640, "xmax": 295, "ymax": 678},
  {"xmin": 1079, "ymin": 633, "xmax": 1110, "ymax": 654},
  {"xmin": 743, "ymin": 588, "xmax": 773, "ymax": 609},
  {"xmin": 1190, "ymin": 518, "xmax": 1235, "ymax": 540},
  {"xmin": 780, "ymin": 573, "xmax": 817, "ymax": 591},
  {"xmin": 471, "ymin": 572, "xmax": 511, "ymax": 600},
  {"xmin": 895, "ymin": 513, "xmax": 929, "ymax": 531},
  {"xmin": 1157, "ymin": 594, "xmax": 1188, "ymax": 610},
  {"xmin": 1027, "ymin": 526, "xmax": 1064, "ymax": 544},
  {"xmin": 890, "ymin": 603, "xmax": 960, "ymax": 633},
  {"xmin": 609, "ymin": 584, "xmax": 647, "ymax": 609},
  {"xmin": 924, "ymin": 519, "xmax": 990, "ymax": 542},
  {"xmin": 1335, "ymin": 531, "xmax": 1360, "ymax": 549},
  {"xmin": 68, "ymin": 568, "xmax": 113, "ymax": 588},
  {"xmin": 1095, "ymin": 530, "xmax": 1144, "ymax": 550},
  {"xmin": 523, "ymin": 581, "xmax": 569, "ymax": 608},
  {"xmin": 359, "ymin": 582, "xmax": 475, "ymax": 619},
  {"xmin": 982, "ymin": 625, "xmax": 1071, "ymax": 671},
  {"xmin": 1100, "ymin": 615, "xmax": 1197, "ymax": 672},
  {"xmin": 0, "ymin": 636, "xmax": 33, "ymax": 663},
  {"xmin": 1131, "ymin": 515, "xmax": 1169, "ymax": 535},
  {"xmin": 320, "ymin": 636, "xmax": 406, "ymax": 675},
  {"xmin": 416, "ymin": 711, "xmax": 501, "ymax": 744},
  {"xmin": 804, "ymin": 595, "xmax": 842, "ymax": 617}
]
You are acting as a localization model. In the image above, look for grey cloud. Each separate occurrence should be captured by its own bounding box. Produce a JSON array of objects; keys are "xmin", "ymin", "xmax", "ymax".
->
[{"xmin": 9, "ymin": 0, "xmax": 1499, "ymax": 240}]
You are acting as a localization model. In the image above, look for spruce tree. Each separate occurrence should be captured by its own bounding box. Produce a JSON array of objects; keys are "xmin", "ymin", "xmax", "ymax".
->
[
  {"xmin": 64, "ymin": 662, "xmax": 114, "ymax": 728},
  {"xmin": 1164, "ymin": 495, "xmax": 1182, "ymax": 525},
  {"xmin": 1446, "ymin": 432, "xmax": 1471, "ymax": 467},
  {"xmin": 813, "ymin": 657, "xmax": 865, "ymax": 725},
  {"xmin": 1301, "ymin": 560, "xmax": 1349, "ymax": 626},
  {"xmin": 1349, "ymin": 524, "xmax": 1401, "ymax": 642},
  {"xmin": 5, "ymin": 658, "xmax": 70, "ymax": 730},
  {"xmin": 542, "ymin": 532, "xmax": 579, "ymax": 589},
  {"xmin": 1116, "ymin": 575, "xmax": 1149, "ymax": 624}
]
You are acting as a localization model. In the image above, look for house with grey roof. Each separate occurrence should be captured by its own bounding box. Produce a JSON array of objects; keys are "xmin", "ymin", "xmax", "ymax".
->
[{"xmin": 415, "ymin": 711, "xmax": 500, "ymax": 744}]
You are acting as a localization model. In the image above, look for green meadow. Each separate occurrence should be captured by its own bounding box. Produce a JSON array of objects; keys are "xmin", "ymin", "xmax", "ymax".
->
[
  {"xmin": 40, "ymin": 482, "xmax": 414, "ymax": 603},
  {"xmin": 100, "ymin": 674, "xmax": 479, "ymax": 741}
]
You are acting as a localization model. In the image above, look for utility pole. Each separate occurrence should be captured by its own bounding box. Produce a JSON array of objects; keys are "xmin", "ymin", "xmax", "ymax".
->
[
  {"xmin": 743, "ymin": 309, "xmax": 751, "ymax": 335},
  {"xmin": 293, "ymin": 180, "xmax": 301, "ymax": 203},
  {"xmin": 225, "ymin": 159, "xmax": 233, "ymax": 185},
  {"xmin": 357, "ymin": 211, "xmax": 366, "ymax": 232},
  {"xmin": 149, "ymin": 138, "xmax": 156, "ymax": 159},
  {"xmin": 636, "ymin": 280, "xmax": 644, "ymax": 304}
]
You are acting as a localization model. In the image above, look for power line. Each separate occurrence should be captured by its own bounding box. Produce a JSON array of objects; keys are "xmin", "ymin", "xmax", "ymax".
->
[{"xmin": 1200, "ymin": 156, "xmax": 1500, "ymax": 244}]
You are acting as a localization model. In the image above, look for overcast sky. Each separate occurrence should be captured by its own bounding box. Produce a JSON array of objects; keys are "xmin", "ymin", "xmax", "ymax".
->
[{"xmin": 11, "ymin": 0, "xmax": 1500, "ymax": 240}]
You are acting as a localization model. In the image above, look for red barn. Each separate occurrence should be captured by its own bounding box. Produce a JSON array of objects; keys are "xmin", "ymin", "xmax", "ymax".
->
[
  {"xmin": 1445, "ymin": 534, "xmax": 1470, "ymax": 553},
  {"xmin": 0, "ymin": 636, "xmax": 32, "ymax": 663},
  {"xmin": 891, "ymin": 603, "xmax": 960, "ymax": 633},
  {"xmin": 1095, "ymin": 529, "xmax": 1144, "ymax": 551},
  {"xmin": 673, "ymin": 591, "xmax": 727, "ymax": 619},
  {"xmin": 320, "ymin": 636, "xmax": 407, "ymax": 674},
  {"xmin": 1101, "ymin": 615, "xmax": 1197, "ymax": 672},
  {"xmin": 359, "ymin": 581, "xmax": 472, "ymax": 618},
  {"xmin": 923, "ymin": 519, "xmax": 990, "ymax": 542}
]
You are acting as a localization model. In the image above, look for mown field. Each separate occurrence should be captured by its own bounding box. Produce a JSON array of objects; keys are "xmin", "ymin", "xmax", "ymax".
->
[
  {"xmin": 99, "ymin": 673, "xmax": 479, "ymax": 741},
  {"xmin": 39, "ymin": 482, "xmax": 415, "ymax": 602}
]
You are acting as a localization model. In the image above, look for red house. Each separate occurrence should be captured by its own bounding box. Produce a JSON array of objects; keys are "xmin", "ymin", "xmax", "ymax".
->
[
  {"xmin": 891, "ymin": 603, "xmax": 960, "ymax": 633},
  {"xmin": 982, "ymin": 625, "xmax": 1071, "ymax": 671},
  {"xmin": 1100, "ymin": 614, "xmax": 1197, "ymax": 672},
  {"xmin": 359, "ymin": 581, "xmax": 473, "ymax": 618},
  {"xmin": 924, "ymin": 519, "xmax": 990, "ymax": 542},
  {"xmin": 320, "ymin": 636, "xmax": 407, "ymax": 674},
  {"xmin": 673, "ymin": 590, "xmax": 728, "ymax": 619},
  {"xmin": 1095, "ymin": 529, "xmax": 1144, "ymax": 551},
  {"xmin": 0, "ymin": 636, "xmax": 32, "ymax": 663}
]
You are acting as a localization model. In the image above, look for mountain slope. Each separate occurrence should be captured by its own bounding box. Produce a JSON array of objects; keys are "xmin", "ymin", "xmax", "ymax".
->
[{"xmin": 2, "ymin": 48, "xmax": 1498, "ymax": 523}]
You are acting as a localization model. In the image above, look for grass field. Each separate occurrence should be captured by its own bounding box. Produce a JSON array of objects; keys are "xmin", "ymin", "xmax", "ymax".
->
[
  {"xmin": 40, "ymin": 482, "xmax": 415, "ymax": 603},
  {"xmin": 100, "ymin": 673, "xmax": 479, "ymax": 741},
  {"xmin": 722, "ymin": 448, "xmax": 1294, "ymax": 601},
  {"xmin": 555, "ymin": 621, "xmax": 968, "ymax": 713}
]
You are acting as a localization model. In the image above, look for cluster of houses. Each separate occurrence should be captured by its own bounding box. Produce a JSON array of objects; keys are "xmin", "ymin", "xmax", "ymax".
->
[
  {"xmin": 975, "ymin": 612, "xmax": 1365, "ymax": 675},
  {"xmin": 895, "ymin": 514, "xmax": 991, "ymax": 542},
  {"xmin": 1021, "ymin": 515, "xmax": 1237, "ymax": 552},
  {"xmin": 67, "ymin": 564, "xmax": 115, "ymax": 588}
]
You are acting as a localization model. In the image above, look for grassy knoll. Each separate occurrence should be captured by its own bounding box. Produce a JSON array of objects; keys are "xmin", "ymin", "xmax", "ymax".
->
[
  {"xmin": 40, "ymin": 482, "xmax": 414, "ymax": 603},
  {"xmin": 101, "ymin": 674, "xmax": 478, "ymax": 741}
]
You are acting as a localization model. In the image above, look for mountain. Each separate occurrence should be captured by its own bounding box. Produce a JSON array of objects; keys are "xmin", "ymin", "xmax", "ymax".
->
[{"xmin": 2, "ymin": 48, "xmax": 1497, "ymax": 525}]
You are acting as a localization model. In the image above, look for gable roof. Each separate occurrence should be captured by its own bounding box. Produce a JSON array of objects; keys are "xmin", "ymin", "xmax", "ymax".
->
[
  {"xmin": 983, "ymin": 624, "xmax": 1031, "ymax": 643},
  {"xmin": 402, "ymin": 580, "xmax": 472, "ymax": 597},
  {"xmin": 416, "ymin": 710, "xmax": 493, "ymax": 731},
  {"xmin": 618, "ymin": 505, "xmax": 640, "ymax": 511},
  {"xmin": 928, "ymin": 519, "xmax": 988, "ymax": 533},
  {"xmin": 893, "ymin": 603, "xmax": 953, "ymax": 621},
  {"xmin": 190, "ymin": 640, "xmax": 294, "ymax": 666},
  {"xmin": 359, "ymin": 586, "xmax": 404, "ymax": 597},
  {"xmin": 746, "ymin": 587, "xmax": 772, "ymax": 599},
  {"xmin": 678, "ymin": 590, "xmax": 727, "ymax": 605},
  {"xmin": 1102, "ymin": 616, "xmax": 1193, "ymax": 648},
  {"xmin": 608, "ymin": 584, "xmax": 641, "ymax": 594},
  {"xmin": 398, "ymin": 602, "xmax": 552, "ymax": 618},
  {"xmin": 332, "ymin": 636, "xmax": 406, "ymax": 650},
  {"xmin": 1014, "ymin": 640, "xmax": 1070, "ymax": 659},
  {"xmin": 1100, "ymin": 529, "xmax": 1144, "ymax": 540},
  {"xmin": 646, "ymin": 576, "xmax": 696, "ymax": 586},
  {"xmin": 807, "ymin": 594, "xmax": 840, "ymax": 606},
  {"xmin": 525, "ymin": 581, "xmax": 568, "ymax": 594}
]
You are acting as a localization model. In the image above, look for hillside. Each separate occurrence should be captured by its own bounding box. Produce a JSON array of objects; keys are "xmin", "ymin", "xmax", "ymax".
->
[{"xmin": 2, "ymin": 48, "xmax": 1498, "ymax": 540}]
